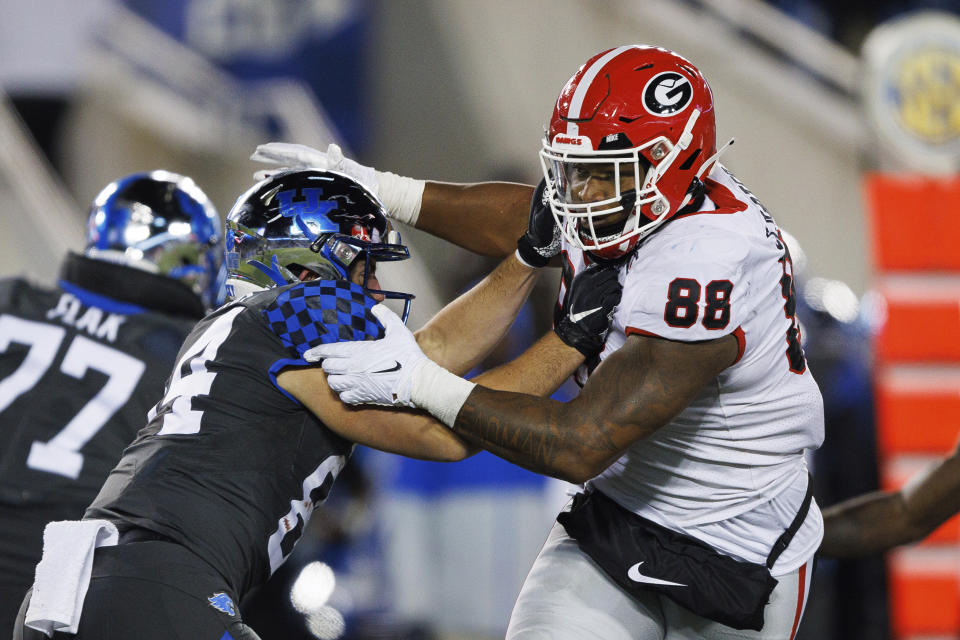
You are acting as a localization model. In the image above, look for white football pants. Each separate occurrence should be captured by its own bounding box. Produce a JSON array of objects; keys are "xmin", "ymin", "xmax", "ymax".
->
[{"xmin": 506, "ymin": 521, "xmax": 813, "ymax": 640}]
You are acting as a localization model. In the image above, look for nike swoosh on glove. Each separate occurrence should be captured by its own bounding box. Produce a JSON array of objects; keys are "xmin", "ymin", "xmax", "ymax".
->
[
  {"xmin": 250, "ymin": 142, "xmax": 380, "ymax": 194},
  {"xmin": 554, "ymin": 262, "xmax": 623, "ymax": 358},
  {"xmin": 303, "ymin": 303, "xmax": 427, "ymax": 407}
]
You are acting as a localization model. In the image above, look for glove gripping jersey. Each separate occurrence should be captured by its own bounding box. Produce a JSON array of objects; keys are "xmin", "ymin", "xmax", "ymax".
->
[
  {"xmin": 86, "ymin": 279, "xmax": 384, "ymax": 598},
  {"xmin": 561, "ymin": 165, "xmax": 825, "ymax": 574}
]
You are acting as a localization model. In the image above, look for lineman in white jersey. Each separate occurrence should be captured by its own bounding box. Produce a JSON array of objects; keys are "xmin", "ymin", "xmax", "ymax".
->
[
  {"xmin": 254, "ymin": 45, "xmax": 825, "ymax": 639},
  {"xmin": 571, "ymin": 161, "xmax": 824, "ymax": 575}
]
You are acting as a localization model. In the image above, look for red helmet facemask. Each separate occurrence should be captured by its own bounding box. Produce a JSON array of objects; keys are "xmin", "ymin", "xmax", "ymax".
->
[{"xmin": 539, "ymin": 45, "xmax": 731, "ymax": 260}]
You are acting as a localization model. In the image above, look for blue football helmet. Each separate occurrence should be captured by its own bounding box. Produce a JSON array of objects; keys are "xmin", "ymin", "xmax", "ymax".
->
[
  {"xmin": 86, "ymin": 171, "xmax": 223, "ymax": 309},
  {"xmin": 224, "ymin": 169, "xmax": 414, "ymax": 321}
]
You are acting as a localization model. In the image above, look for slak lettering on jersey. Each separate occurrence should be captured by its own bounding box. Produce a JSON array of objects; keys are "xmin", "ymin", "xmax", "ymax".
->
[{"xmin": 46, "ymin": 293, "xmax": 127, "ymax": 343}]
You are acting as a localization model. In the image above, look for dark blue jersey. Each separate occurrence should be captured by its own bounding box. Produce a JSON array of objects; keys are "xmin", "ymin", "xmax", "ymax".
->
[
  {"xmin": 86, "ymin": 280, "xmax": 384, "ymax": 598},
  {"xmin": 0, "ymin": 276, "xmax": 196, "ymax": 507},
  {"xmin": 0, "ymin": 253, "xmax": 203, "ymax": 634}
]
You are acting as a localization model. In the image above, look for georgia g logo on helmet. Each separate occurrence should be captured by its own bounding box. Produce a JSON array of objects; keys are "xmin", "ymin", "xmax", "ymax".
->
[{"xmin": 642, "ymin": 71, "xmax": 694, "ymax": 116}]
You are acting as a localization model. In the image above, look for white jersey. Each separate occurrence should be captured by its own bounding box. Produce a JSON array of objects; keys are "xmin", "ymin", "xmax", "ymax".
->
[{"xmin": 561, "ymin": 165, "xmax": 825, "ymax": 574}]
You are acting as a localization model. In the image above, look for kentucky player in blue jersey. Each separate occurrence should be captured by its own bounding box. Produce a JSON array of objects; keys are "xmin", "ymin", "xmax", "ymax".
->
[
  {"xmin": 0, "ymin": 171, "xmax": 221, "ymax": 638},
  {"xmin": 13, "ymin": 168, "xmax": 620, "ymax": 640}
]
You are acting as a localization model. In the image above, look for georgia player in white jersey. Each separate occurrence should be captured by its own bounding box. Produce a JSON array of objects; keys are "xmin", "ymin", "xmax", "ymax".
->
[
  {"xmin": 564, "ymin": 160, "xmax": 824, "ymax": 567},
  {"xmin": 255, "ymin": 45, "xmax": 825, "ymax": 640}
]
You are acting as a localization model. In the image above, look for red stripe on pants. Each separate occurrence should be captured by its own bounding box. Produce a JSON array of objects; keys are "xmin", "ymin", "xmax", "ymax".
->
[{"xmin": 788, "ymin": 562, "xmax": 807, "ymax": 640}]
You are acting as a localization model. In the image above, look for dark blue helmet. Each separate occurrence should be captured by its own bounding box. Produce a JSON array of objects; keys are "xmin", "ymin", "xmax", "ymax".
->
[
  {"xmin": 85, "ymin": 171, "xmax": 223, "ymax": 310},
  {"xmin": 225, "ymin": 169, "xmax": 414, "ymax": 321}
]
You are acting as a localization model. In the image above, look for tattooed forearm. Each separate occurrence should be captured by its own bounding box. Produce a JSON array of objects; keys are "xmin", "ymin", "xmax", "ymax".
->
[
  {"xmin": 452, "ymin": 387, "xmax": 620, "ymax": 482},
  {"xmin": 449, "ymin": 332, "xmax": 739, "ymax": 483}
]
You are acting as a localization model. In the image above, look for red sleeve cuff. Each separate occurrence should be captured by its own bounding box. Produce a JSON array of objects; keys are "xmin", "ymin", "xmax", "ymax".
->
[{"xmin": 624, "ymin": 325, "xmax": 746, "ymax": 365}]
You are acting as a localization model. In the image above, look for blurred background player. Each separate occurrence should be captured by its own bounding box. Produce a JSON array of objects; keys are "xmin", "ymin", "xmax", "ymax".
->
[
  {"xmin": 821, "ymin": 441, "xmax": 960, "ymax": 556},
  {"xmin": 0, "ymin": 170, "xmax": 222, "ymax": 637},
  {"xmin": 14, "ymin": 168, "xmax": 620, "ymax": 640}
]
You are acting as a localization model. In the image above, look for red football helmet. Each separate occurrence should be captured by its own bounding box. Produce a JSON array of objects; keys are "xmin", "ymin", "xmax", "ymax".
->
[{"xmin": 540, "ymin": 45, "xmax": 724, "ymax": 259}]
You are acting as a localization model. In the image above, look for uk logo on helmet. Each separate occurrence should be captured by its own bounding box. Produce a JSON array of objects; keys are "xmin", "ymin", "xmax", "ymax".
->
[
  {"xmin": 276, "ymin": 188, "xmax": 336, "ymax": 219},
  {"xmin": 642, "ymin": 72, "xmax": 693, "ymax": 116}
]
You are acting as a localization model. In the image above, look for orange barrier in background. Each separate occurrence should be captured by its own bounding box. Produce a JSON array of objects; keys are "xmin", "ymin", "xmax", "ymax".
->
[
  {"xmin": 889, "ymin": 564, "xmax": 960, "ymax": 636},
  {"xmin": 876, "ymin": 296, "xmax": 960, "ymax": 362},
  {"xmin": 866, "ymin": 174, "xmax": 960, "ymax": 271},
  {"xmin": 876, "ymin": 368, "xmax": 960, "ymax": 454},
  {"xmin": 867, "ymin": 173, "xmax": 960, "ymax": 639}
]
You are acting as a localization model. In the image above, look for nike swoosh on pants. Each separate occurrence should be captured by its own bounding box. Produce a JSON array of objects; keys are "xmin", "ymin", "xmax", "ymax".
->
[
  {"xmin": 627, "ymin": 562, "xmax": 686, "ymax": 587},
  {"xmin": 569, "ymin": 307, "xmax": 602, "ymax": 323}
]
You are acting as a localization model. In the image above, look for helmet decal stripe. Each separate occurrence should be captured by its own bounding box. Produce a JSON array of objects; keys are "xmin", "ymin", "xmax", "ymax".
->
[{"xmin": 565, "ymin": 45, "xmax": 638, "ymax": 131}]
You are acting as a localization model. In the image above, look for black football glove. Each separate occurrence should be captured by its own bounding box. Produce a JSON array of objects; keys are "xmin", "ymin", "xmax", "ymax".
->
[
  {"xmin": 554, "ymin": 263, "xmax": 623, "ymax": 359},
  {"xmin": 516, "ymin": 178, "xmax": 560, "ymax": 268}
]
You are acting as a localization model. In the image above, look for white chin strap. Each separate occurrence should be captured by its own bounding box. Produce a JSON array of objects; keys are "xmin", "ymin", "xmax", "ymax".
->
[
  {"xmin": 664, "ymin": 108, "xmax": 700, "ymax": 166},
  {"xmin": 697, "ymin": 138, "xmax": 736, "ymax": 180},
  {"xmin": 643, "ymin": 108, "xmax": 701, "ymax": 215}
]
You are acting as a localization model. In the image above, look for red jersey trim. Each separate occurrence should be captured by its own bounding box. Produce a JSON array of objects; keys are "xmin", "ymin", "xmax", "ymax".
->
[
  {"xmin": 626, "ymin": 325, "xmax": 746, "ymax": 365},
  {"xmin": 625, "ymin": 327, "xmax": 664, "ymax": 338},
  {"xmin": 732, "ymin": 326, "xmax": 746, "ymax": 365},
  {"xmin": 674, "ymin": 178, "xmax": 749, "ymax": 219},
  {"xmin": 623, "ymin": 327, "xmax": 747, "ymax": 367}
]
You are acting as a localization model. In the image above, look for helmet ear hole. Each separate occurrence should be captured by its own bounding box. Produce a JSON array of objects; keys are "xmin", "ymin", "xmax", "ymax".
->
[
  {"xmin": 284, "ymin": 263, "xmax": 313, "ymax": 281},
  {"xmin": 678, "ymin": 149, "xmax": 702, "ymax": 171}
]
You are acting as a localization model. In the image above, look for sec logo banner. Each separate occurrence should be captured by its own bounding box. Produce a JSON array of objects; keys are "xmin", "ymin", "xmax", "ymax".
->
[{"xmin": 862, "ymin": 10, "xmax": 960, "ymax": 174}]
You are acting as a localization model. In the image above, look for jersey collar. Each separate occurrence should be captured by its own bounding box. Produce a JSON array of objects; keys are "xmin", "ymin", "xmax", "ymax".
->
[{"xmin": 60, "ymin": 252, "xmax": 206, "ymax": 320}]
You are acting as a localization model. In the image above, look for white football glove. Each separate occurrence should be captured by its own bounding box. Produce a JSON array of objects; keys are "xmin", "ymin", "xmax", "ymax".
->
[
  {"xmin": 304, "ymin": 304, "xmax": 476, "ymax": 426},
  {"xmin": 250, "ymin": 142, "xmax": 380, "ymax": 193},
  {"xmin": 304, "ymin": 304, "xmax": 427, "ymax": 407},
  {"xmin": 250, "ymin": 142, "xmax": 424, "ymax": 225}
]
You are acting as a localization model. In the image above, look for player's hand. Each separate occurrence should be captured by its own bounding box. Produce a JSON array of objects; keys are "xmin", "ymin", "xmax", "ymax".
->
[
  {"xmin": 303, "ymin": 304, "xmax": 427, "ymax": 407},
  {"xmin": 251, "ymin": 142, "xmax": 380, "ymax": 195},
  {"xmin": 554, "ymin": 263, "xmax": 623, "ymax": 358},
  {"xmin": 516, "ymin": 178, "xmax": 560, "ymax": 267}
]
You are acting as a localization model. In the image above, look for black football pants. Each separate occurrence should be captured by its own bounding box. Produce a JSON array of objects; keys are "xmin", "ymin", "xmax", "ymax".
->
[{"xmin": 13, "ymin": 538, "xmax": 260, "ymax": 640}]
